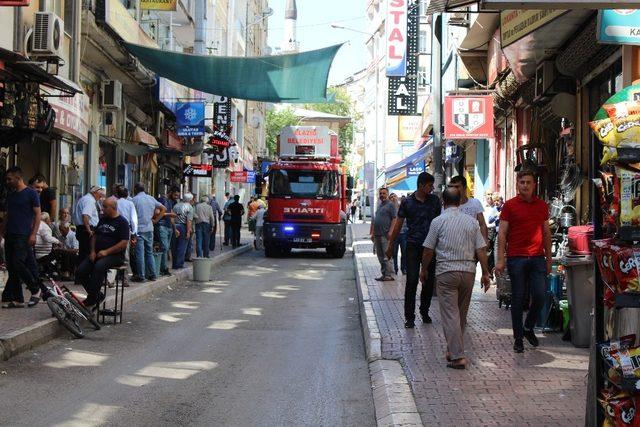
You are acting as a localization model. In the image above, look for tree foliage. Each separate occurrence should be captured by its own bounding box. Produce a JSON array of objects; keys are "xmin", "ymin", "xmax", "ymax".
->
[{"xmin": 265, "ymin": 107, "xmax": 299, "ymax": 156}]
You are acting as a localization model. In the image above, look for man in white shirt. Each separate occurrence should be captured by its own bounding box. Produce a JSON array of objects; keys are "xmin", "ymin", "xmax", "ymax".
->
[
  {"xmin": 447, "ymin": 176, "xmax": 488, "ymax": 243},
  {"xmin": 72, "ymin": 186, "xmax": 105, "ymax": 265},
  {"xmin": 53, "ymin": 222, "xmax": 79, "ymax": 280},
  {"xmin": 253, "ymin": 204, "xmax": 266, "ymax": 250}
]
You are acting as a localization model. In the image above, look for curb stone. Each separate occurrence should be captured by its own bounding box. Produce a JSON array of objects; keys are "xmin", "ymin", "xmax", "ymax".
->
[
  {"xmin": 0, "ymin": 244, "xmax": 251, "ymax": 361},
  {"xmin": 349, "ymin": 225, "xmax": 424, "ymax": 427}
]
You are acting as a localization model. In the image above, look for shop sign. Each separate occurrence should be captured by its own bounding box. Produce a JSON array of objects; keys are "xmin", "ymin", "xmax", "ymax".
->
[
  {"xmin": 444, "ymin": 95, "xmax": 495, "ymax": 140},
  {"xmin": 97, "ymin": 0, "xmax": 157, "ymax": 48},
  {"xmin": 246, "ymin": 171, "xmax": 256, "ymax": 184},
  {"xmin": 500, "ymin": 9, "xmax": 566, "ymax": 47},
  {"xmin": 208, "ymin": 131, "xmax": 230, "ymax": 148},
  {"xmin": 0, "ymin": 1, "xmax": 30, "ymax": 5},
  {"xmin": 406, "ymin": 160, "xmax": 425, "ymax": 176},
  {"xmin": 183, "ymin": 163, "xmax": 212, "ymax": 178},
  {"xmin": 388, "ymin": 0, "xmax": 419, "ymax": 116},
  {"xmin": 176, "ymin": 102, "xmax": 205, "ymax": 137},
  {"xmin": 140, "ymin": 0, "xmax": 177, "ymax": 10},
  {"xmin": 386, "ymin": 0, "xmax": 408, "ymax": 77},
  {"xmin": 48, "ymin": 91, "xmax": 90, "ymax": 144},
  {"xmin": 230, "ymin": 171, "xmax": 248, "ymax": 183},
  {"xmin": 398, "ymin": 116, "xmax": 421, "ymax": 141},
  {"xmin": 212, "ymin": 149, "xmax": 230, "ymax": 168},
  {"xmin": 598, "ymin": 10, "xmax": 640, "ymax": 45},
  {"xmin": 485, "ymin": 0, "xmax": 640, "ymax": 8}
]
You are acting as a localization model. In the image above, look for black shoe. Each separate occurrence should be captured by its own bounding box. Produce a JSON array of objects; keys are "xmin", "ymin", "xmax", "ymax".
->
[
  {"xmin": 421, "ymin": 314, "xmax": 432, "ymax": 324},
  {"xmin": 404, "ymin": 320, "xmax": 415, "ymax": 329},
  {"xmin": 523, "ymin": 328, "xmax": 539, "ymax": 347},
  {"xmin": 514, "ymin": 339, "xmax": 524, "ymax": 353},
  {"xmin": 160, "ymin": 270, "xmax": 171, "ymax": 277},
  {"xmin": 148, "ymin": 276, "xmax": 157, "ymax": 282},
  {"xmin": 131, "ymin": 275, "xmax": 145, "ymax": 283}
]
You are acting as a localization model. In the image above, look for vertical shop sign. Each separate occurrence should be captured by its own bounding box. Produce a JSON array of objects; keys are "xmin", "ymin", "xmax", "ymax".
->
[
  {"xmin": 388, "ymin": 0, "xmax": 419, "ymax": 116},
  {"xmin": 176, "ymin": 101, "xmax": 205, "ymax": 137},
  {"xmin": 444, "ymin": 95, "xmax": 495, "ymax": 139},
  {"xmin": 212, "ymin": 96, "xmax": 232, "ymax": 168},
  {"xmin": 386, "ymin": 0, "xmax": 408, "ymax": 77}
]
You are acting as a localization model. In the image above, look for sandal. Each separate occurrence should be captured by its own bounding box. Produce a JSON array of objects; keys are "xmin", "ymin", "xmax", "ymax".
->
[
  {"xmin": 381, "ymin": 276, "xmax": 395, "ymax": 282},
  {"xmin": 446, "ymin": 358, "xmax": 467, "ymax": 370}
]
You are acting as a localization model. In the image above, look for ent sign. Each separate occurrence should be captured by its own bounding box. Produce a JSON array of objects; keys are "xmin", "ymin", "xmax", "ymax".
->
[{"xmin": 386, "ymin": 0, "xmax": 408, "ymax": 77}]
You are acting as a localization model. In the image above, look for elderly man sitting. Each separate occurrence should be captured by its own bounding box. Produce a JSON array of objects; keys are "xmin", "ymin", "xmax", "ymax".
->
[
  {"xmin": 51, "ymin": 222, "xmax": 79, "ymax": 280},
  {"xmin": 35, "ymin": 212, "xmax": 61, "ymax": 272},
  {"xmin": 75, "ymin": 197, "xmax": 130, "ymax": 307}
]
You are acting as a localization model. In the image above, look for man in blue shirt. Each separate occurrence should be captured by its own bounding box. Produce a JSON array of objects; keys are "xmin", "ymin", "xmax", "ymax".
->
[
  {"xmin": 131, "ymin": 183, "xmax": 166, "ymax": 282},
  {"xmin": 386, "ymin": 172, "xmax": 441, "ymax": 328},
  {"xmin": 1, "ymin": 167, "xmax": 43, "ymax": 308}
]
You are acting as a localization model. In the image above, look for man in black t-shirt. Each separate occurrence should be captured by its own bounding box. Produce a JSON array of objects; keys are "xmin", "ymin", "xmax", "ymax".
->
[
  {"xmin": 75, "ymin": 196, "xmax": 129, "ymax": 307},
  {"xmin": 28, "ymin": 174, "xmax": 56, "ymax": 217},
  {"xmin": 227, "ymin": 195, "xmax": 245, "ymax": 248}
]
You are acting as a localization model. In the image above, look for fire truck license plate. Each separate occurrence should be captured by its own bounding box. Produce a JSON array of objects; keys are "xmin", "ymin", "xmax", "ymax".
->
[{"xmin": 293, "ymin": 238, "xmax": 312, "ymax": 243}]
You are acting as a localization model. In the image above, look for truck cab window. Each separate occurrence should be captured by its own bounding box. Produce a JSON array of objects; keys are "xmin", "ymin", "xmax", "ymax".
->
[{"xmin": 270, "ymin": 170, "xmax": 338, "ymax": 199}]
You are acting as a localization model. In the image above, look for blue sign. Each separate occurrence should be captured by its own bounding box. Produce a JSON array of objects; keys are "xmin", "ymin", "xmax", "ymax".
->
[
  {"xmin": 406, "ymin": 160, "xmax": 425, "ymax": 176},
  {"xmin": 598, "ymin": 10, "xmax": 640, "ymax": 45},
  {"xmin": 246, "ymin": 171, "xmax": 256, "ymax": 184},
  {"xmin": 176, "ymin": 102, "xmax": 205, "ymax": 137}
]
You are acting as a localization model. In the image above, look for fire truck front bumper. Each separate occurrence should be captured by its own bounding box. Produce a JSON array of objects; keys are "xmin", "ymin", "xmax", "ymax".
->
[{"xmin": 263, "ymin": 222, "xmax": 346, "ymax": 248}]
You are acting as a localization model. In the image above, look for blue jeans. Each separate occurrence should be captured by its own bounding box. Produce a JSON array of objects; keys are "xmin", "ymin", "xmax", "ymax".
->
[
  {"xmin": 507, "ymin": 256, "xmax": 547, "ymax": 340},
  {"xmin": 195, "ymin": 222, "xmax": 211, "ymax": 258},
  {"xmin": 209, "ymin": 222, "xmax": 217, "ymax": 251},
  {"xmin": 172, "ymin": 223, "xmax": 188, "ymax": 269},
  {"xmin": 135, "ymin": 231, "xmax": 156, "ymax": 279},
  {"xmin": 392, "ymin": 232, "xmax": 407, "ymax": 274},
  {"xmin": 158, "ymin": 225, "xmax": 173, "ymax": 272}
]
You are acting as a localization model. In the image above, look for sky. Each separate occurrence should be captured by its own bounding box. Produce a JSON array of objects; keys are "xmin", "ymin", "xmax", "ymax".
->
[{"xmin": 267, "ymin": 0, "xmax": 368, "ymax": 85}]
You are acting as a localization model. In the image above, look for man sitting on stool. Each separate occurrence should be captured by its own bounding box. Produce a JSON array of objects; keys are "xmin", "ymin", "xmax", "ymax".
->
[{"xmin": 75, "ymin": 197, "xmax": 130, "ymax": 308}]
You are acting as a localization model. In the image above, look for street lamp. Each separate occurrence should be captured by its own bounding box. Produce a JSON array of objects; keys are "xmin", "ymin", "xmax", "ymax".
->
[{"xmin": 330, "ymin": 24, "xmax": 371, "ymax": 36}]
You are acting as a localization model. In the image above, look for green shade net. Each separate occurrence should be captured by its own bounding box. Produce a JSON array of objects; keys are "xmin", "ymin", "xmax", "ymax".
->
[{"xmin": 124, "ymin": 43, "xmax": 342, "ymax": 103}]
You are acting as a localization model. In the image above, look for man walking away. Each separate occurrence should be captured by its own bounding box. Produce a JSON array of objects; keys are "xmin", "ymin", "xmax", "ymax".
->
[
  {"xmin": 227, "ymin": 195, "xmax": 245, "ymax": 248},
  {"xmin": 495, "ymin": 170, "xmax": 552, "ymax": 353},
  {"xmin": 447, "ymin": 175, "xmax": 488, "ymax": 243},
  {"xmin": 194, "ymin": 195, "xmax": 216, "ymax": 258},
  {"xmin": 73, "ymin": 186, "xmax": 104, "ymax": 265},
  {"xmin": 131, "ymin": 183, "xmax": 165, "ymax": 282},
  {"xmin": 172, "ymin": 193, "xmax": 194, "ymax": 269},
  {"xmin": 223, "ymin": 192, "xmax": 232, "ymax": 245},
  {"xmin": 75, "ymin": 197, "xmax": 129, "ymax": 308},
  {"xmin": 157, "ymin": 186, "xmax": 179, "ymax": 276},
  {"xmin": 253, "ymin": 204, "xmax": 266, "ymax": 250},
  {"xmin": 370, "ymin": 187, "xmax": 396, "ymax": 281},
  {"xmin": 209, "ymin": 194, "xmax": 223, "ymax": 252},
  {"xmin": 421, "ymin": 188, "xmax": 491, "ymax": 369},
  {"xmin": 386, "ymin": 172, "xmax": 441, "ymax": 328},
  {"xmin": 1, "ymin": 167, "xmax": 43, "ymax": 308}
]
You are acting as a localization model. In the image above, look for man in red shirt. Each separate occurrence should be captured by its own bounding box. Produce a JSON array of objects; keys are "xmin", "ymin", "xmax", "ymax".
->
[{"xmin": 495, "ymin": 170, "xmax": 552, "ymax": 353}]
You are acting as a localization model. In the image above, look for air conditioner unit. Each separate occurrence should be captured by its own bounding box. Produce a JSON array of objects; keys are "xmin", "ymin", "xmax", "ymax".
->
[
  {"xmin": 534, "ymin": 61, "xmax": 556, "ymax": 100},
  {"xmin": 101, "ymin": 80, "xmax": 122, "ymax": 110},
  {"xmin": 32, "ymin": 12, "xmax": 63, "ymax": 57},
  {"xmin": 155, "ymin": 111, "xmax": 165, "ymax": 138}
]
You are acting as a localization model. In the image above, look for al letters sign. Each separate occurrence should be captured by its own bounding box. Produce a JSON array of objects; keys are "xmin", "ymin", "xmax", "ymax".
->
[
  {"xmin": 386, "ymin": 0, "xmax": 408, "ymax": 77},
  {"xmin": 598, "ymin": 10, "xmax": 640, "ymax": 45},
  {"xmin": 444, "ymin": 96, "xmax": 494, "ymax": 140}
]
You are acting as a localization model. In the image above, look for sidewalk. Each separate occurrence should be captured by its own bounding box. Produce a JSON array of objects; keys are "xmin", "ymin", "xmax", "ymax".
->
[
  {"xmin": 0, "ymin": 235, "xmax": 254, "ymax": 360},
  {"xmin": 352, "ymin": 224, "xmax": 589, "ymax": 426}
]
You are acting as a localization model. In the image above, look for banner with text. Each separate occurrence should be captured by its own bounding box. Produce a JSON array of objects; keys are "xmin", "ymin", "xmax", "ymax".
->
[
  {"xmin": 386, "ymin": 0, "xmax": 408, "ymax": 77},
  {"xmin": 388, "ymin": 0, "xmax": 419, "ymax": 116},
  {"xmin": 176, "ymin": 101, "xmax": 205, "ymax": 137},
  {"xmin": 444, "ymin": 95, "xmax": 494, "ymax": 140}
]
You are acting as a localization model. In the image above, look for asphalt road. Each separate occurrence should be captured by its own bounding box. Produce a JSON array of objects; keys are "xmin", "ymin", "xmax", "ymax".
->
[{"xmin": 0, "ymin": 248, "xmax": 375, "ymax": 426}]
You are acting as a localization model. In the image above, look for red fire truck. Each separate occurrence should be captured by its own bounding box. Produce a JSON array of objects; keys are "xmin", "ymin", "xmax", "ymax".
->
[{"xmin": 263, "ymin": 126, "xmax": 352, "ymax": 258}]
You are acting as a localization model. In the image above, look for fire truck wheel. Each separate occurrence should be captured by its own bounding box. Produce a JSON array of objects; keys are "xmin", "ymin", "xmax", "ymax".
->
[{"xmin": 327, "ymin": 243, "xmax": 346, "ymax": 258}]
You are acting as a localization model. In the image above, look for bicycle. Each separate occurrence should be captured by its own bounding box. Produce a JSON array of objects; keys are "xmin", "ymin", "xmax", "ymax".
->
[{"xmin": 40, "ymin": 272, "xmax": 101, "ymax": 338}]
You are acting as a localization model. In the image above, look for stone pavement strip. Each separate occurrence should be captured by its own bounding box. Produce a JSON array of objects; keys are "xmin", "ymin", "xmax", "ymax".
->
[
  {"xmin": 351, "ymin": 223, "xmax": 589, "ymax": 427},
  {"xmin": 0, "ymin": 238, "xmax": 253, "ymax": 361}
]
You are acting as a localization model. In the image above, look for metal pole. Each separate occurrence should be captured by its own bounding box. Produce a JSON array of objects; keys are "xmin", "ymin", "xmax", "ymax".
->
[
  {"xmin": 373, "ymin": 61, "xmax": 379, "ymax": 218},
  {"xmin": 194, "ymin": 0, "xmax": 206, "ymax": 55},
  {"xmin": 431, "ymin": 13, "xmax": 444, "ymax": 194}
]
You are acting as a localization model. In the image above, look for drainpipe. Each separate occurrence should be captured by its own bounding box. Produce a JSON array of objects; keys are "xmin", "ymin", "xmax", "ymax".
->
[
  {"xmin": 194, "ymin": 0, "xmax": 206, "ymax": 55},
  {"xmin": 431, "ymin": 13, "xmax": 444, "ymax": 193},
  {"xmin": 13, "ymin": 6, "xmax": 23, "ymax": 53},
  {"xmin": 71, "ymin": 0, "xmax": 81, "ymax": 83}
]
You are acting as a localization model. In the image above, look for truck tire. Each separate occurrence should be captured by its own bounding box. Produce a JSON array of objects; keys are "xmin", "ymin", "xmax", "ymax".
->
[{"xmin": 327, "ymin": 242, "xmax": 346, "ymax": 258}]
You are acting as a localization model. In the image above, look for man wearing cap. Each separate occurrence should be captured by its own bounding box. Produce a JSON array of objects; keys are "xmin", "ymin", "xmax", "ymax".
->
[
  {"xmin": 172, "ymin": 193, "xmax": 194, "ymax": 269},
  {"xmin": 73, "ymin": 186, "xmax": 105, "ymax": 265}
]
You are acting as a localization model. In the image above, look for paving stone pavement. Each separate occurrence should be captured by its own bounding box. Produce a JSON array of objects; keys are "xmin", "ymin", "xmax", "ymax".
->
[{"xmin": 353, "ymin": 224, "xmax": 588, "ymax": 426}]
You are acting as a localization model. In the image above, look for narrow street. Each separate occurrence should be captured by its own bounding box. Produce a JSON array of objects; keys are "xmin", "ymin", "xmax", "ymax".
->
[{"xmin": 0, "ymin": 249, "xmax": 375, "ymax": 426}]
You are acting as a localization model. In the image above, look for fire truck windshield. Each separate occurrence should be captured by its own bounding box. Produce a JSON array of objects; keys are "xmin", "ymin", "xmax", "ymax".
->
[{"xmin": 269, "ymin": 169, "xmax": 339, "ymax": 199}]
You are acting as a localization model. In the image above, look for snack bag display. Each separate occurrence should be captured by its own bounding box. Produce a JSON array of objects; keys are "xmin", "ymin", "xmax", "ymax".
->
[
  {"xmin": 599, "ymin": 389, "xmax": 640, "ymax": 427},
  {"xmin": 592, "ymin": 118, "xmax": 617, "ymax": 146},
  {"xmin": 591, "ymin": 115, "xmax": 640, "ymax": 148},
  {"xmin": 594, "ymin": 239, "xmax": 618, "ymax": 294},
  {"xmin": 612, "ymin": 245, "xmax": 640, "ymax": 293},
  {"xmin": 605, "ymin": 102, "xmax": 640, "ymax": 121},
  {"xmin": 600, "ymin": 335, "xmax": 637, "ymax": 385},
  {"xmin": 617, "ymin": 166, "xmax": 640, "ymax": 227}
]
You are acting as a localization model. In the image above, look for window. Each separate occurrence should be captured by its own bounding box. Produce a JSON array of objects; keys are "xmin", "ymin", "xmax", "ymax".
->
[
  {"xmin": 63, "ymin": 0, "xmax": 73, "ymax": 34},
  {"xmin": 269, "ymin": 170, "xmax": 339, "ymax": 199},
  {"xmin": 419, "ymin": 30, "xmax": 429, "ymax": 54},
  {"xmin": 418, "ymin": 0, "xmax": 428, "ymax": 17},
  {"xmin": 418, "ymin": 66, "xmax": 429, "ymax": 87}
]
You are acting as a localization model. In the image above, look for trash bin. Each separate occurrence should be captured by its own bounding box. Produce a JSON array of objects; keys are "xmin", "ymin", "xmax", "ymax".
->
[
  {"xmin": 561, "ymin": 256, "xmax": 594, "ymax": 348},
  {"xmin": 559, "ymin": 300, "xmax": 569, "ymax": 332},
  {"xmin": 192, "ymin": 257, "xmax": 212, "ymax": 282},
  {"xmin": 153, "ymin": 252, "xmax": 162, "ymax": 278}
]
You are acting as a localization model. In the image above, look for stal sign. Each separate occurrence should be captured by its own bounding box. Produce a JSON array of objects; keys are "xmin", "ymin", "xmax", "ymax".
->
[
  {"xmin": 388, "ymin": 0, "xmax": 419, "ymax": 116},
  {"xmin": 386, "ymin": 0, "xmax": 408, "ymax": 77},
  {"xmin": 183, "ymin": 163, "xmax": 212, "ymax": 178},
  {"xmin": 444, "ymin": 95, "xmax": 494, "ymax": 140}
]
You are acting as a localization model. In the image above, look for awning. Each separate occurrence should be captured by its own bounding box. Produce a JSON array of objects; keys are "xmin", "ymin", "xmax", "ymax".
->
[
  {"xmin": 389, "ymin": 174, "xmax": 417, "ymax": 192},
  {"xmin": 385, "ymin": 141, "xmax": 433, "ymax": 177},
  {"xmin": 124, "ymin": 43, "xmax": 342, "ymax": 103},
  {"xmin": 426, "ymin": 0, "xmax": 478, "ymax": 14},
  {"xmin": 134, "ymin": 127, "xmax": 159, "ymax": 148},
  {"xmin": 0, "ymin": 47, "xmax": 82, "ymax": 95}
]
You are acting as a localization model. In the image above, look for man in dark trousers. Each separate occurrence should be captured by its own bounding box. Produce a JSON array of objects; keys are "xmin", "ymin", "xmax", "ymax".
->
[
  {"xmin": 386, "ymin": 172, "xmax": 441, "ymax": 328},
  {"xmin": 227, "ymin": 195, "xmax": 245, "ymax": 248},
  {"xmin": 75, "ymin": 197, "xmax": 129, "ymax": 307},
  {"xmin": 1, "ymin": 167, "xmax": 43, "ymax": 308}
]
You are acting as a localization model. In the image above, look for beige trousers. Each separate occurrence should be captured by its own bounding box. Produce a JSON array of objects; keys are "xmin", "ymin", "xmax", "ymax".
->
[{"xmin": 436, "ymin": 271, "xmax": 475, "ymax": 360}]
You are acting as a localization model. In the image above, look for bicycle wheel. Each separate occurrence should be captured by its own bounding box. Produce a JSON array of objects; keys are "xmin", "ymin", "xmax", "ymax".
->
[
  {"xmin": 64, "ymin": 292, "xmax": 101, "ymax": 331},
  {"xmin": 46, "ymin": 296, "xmax": 85, "ymax": 338}
]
